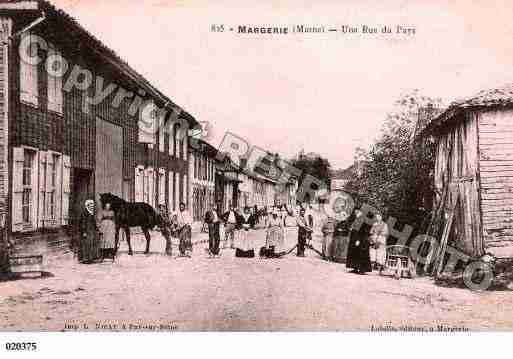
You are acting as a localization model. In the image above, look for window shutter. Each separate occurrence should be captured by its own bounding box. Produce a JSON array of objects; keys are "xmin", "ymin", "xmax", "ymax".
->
[
  {"xmin": 47, "ymin": 45, "xmax": 63, "ymax": 114},
  {"xmin": 174, "ymin": 173, "xmax": 178, "ymax": 210},
  {"xmin": 167, "ymin": 171, "xmax": 174, "ymax": 212},
  {"xmin": 146, "ymin": 168, "xmax": 154, "ymax": 208},
  {"xmin": 143, "ymin": 169, "xmax": 149, "ymax": 204},
  {"xmin": 19, "ymin": 33, "xmax": 38, "ymax": 106},
  {"xmin": 159, "ymin": 129, "xmax": 164, "ymax": 152},
  {"xmin": 169, "ymin": 125, "xmax": 175, "ymax": 156},
  {"xmin": 55, "ymin": 155, "xmax": 62, "ymax": 226},
  {"xmin": 135, "ymin": 166, "xmax": 143, "ymax": 202},
  {"xmin": 38, "ymin": 151, "xmax": 47, "ymax": 228},
  {"xmin": 183, "ymin": 133, "xmax": 188, "ymax": 161},
  {"xmin": 183, "ymin": 174, "xmax": 187, "ymax": 208},
  {"xmin": 61, "ymin": 155, "xmax": 71, "ymax": 226},
  {"xmin": 45, "ymin": 152, "xmax": 53, "ymax": 221},
  {"xmin": 158, "ymin": 168, "xmax": 165, "ymax": 205},
  {"xmin": 12, "ymin": 148, "xmax": 24, "ymax": 232}
]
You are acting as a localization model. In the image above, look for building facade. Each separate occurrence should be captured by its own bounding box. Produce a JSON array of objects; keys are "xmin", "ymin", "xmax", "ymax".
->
[{"xmin": 0, "ymin": 1, "xmax": 198, "ymax": 258}]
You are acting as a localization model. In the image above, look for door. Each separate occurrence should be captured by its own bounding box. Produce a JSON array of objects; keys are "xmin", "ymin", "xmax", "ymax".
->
[
  {"xmin": 71, "ymin": 168, "xmax": 92, "ymax": 231},
  {"xmin": 95, "ymin": 118, "xmax": 123, "ymax": 201}
]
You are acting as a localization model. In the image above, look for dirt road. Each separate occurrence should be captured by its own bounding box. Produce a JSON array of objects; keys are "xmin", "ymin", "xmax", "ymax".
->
[{"xmin": 1, "ymin": 227, "xmax": 512, "ymax": 331}]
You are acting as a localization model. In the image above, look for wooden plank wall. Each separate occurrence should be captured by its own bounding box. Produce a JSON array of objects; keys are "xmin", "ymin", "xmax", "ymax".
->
[
  {"xmin": 434, "ymin": 112, "xmax": 482, "ymax": 256},
  {"xmin": 478, "ymin": 108, "xmax": 513, "ymax": 257}
]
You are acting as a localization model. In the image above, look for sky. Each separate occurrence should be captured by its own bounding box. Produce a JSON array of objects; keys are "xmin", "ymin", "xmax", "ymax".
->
[{"xmin": 51, "ymin": 0, "xmax": 513, "ymax": 169}]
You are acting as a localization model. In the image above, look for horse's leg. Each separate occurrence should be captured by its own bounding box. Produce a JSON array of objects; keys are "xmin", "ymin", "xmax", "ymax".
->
[
  {"xmin": 126, "ymin": 227, "xmax": 133, "ymax": 256},
  {"xmin": 143, "ymin": 228, "xmax": 151, "ymax": 254}
]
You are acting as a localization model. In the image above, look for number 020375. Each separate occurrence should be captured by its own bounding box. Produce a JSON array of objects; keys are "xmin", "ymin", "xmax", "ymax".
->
[{"xmin": 5, "ymin": 342, "xmax": 37, "ymax": 351}]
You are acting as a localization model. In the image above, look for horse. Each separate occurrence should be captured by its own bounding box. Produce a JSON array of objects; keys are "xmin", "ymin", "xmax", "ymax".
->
[{"xmin": 99, "ymin": 193, "xmax": 168, "ymax": 255}]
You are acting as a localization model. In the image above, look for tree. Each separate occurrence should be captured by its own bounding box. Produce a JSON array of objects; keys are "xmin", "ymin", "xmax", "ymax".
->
[
  {"xmin": 291, "ymin": 154, "xmax": 332, "ymax": 202},
  {"xmin": 347, "ymin": 89, "xmax": 443, "ymax": 229}
]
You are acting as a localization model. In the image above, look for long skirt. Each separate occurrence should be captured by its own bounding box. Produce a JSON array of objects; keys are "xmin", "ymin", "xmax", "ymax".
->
[
  {"xmin": 370, "ymin": 245, "xmax": 387, "ymax": 266},
  {"xmin": 100, "ymin": 219, "xmax": 116, "ymax": 250},
  {"xmin": 266, "ymin": 226, "xmax": 284, "ymax": 250},
  {"xmin": 235, "ymin": 228, "xmax": 255, "ymax": 257},
  {"xmin": 322, "ymin": 233, "xmax": 335, "ymax": 259},
  {"xmin": 178, "ymin": 225, "xmax": 192, "ymax": 255},
  {"xmin": 79, "ymin": 231, "xmax": 100, "ymax": 263}
]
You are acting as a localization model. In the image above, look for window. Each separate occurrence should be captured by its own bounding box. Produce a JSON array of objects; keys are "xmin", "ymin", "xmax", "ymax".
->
[
  {"xmin": 47, "ymin": 44, "xmax": 63, "ymax": 114},
  {"xmin": 135, "ymin": 166, "xmax": 144, "ymax": 202},
  {"xmin": 158, "ymin": 168, "xmax": 165, "ymax": 205},
  {"xmin": 20, "ymin": 32, "xmax": 38, "ymax": 106},
  {"xmin": 13, "ymin": 148, "xmax": 70, "ymax": 231},
  {"xmin": 21, "ymin": 151, "xmax": 35, "ymax": 224}
]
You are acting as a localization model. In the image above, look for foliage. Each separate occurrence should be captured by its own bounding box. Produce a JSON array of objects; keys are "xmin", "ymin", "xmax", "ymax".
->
[
  {"xmin": 291, "ymin": 154, "xmax": 332, "ymax": 201},
  {"xmin": 347, "ymin": 89, "xmax": 443, "ymax": 229}
]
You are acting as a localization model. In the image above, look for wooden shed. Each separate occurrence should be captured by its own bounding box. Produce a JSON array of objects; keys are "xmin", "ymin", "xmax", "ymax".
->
[{"xmin": 424, "ymin": 85, "xmax": 513, "ymax": 259}]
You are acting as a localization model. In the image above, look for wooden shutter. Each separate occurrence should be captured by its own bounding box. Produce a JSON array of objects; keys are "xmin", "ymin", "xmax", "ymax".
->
[
  {"xmin": 183, "ymin": 134, "xmax": 188, "ymax": 161},
  {"xmin": 147, "ymin": 167, "xmax": 155, "ymax": 208},
  {"xmin": 47, "ymin": 44, "xmax": 63, "ymax": 114},
  {"xmin": 168, "ymin": 171, "xmax": 173, "ymax": 211},
  {"xmin": 158, "ymin": 168, "xmax": 165, "ymax": 205},
  {"xmin": 19, "ymin": 33, "xmax": 38, "ymax": 106},
  {"xmin": 169, "ymin": 124, "xmax": 175, "ymax": 156},
  {"xmin": 12, "ymin": 148, "xmax": 24, "ymax": 232},
  {"xmin": 38, "ymin": 151, "xmax": 47, "ymax": 228},
  {"xmin": 159, "ymin": 128, "xmax": 164, "ymax": 152},
  {"xmin": 183, "ymin": 174, "xmax": 187, "ymax": 207},
  {"xmin": 45, "ymin": 152, "xmax": 53, "ymax": 223},
  {"xmin": 135, "ymin": 166, "xmax": 143, "ymax": 202},
  {"xmin": 61, "ymin": 155, "xmax": 71, "ymax": 226},
  {"xmin": 54, "ymin": 154, "xmax": 62, "ymax": 226},
  {"xmin": 174, "ymin": 173, "xmax": 178, "ymax": 210}
]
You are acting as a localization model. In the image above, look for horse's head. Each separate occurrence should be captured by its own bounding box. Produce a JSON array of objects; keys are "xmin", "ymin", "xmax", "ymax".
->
[{"xmin": 99, "ymin": 193, "xmax": 125, "ymax": 211}]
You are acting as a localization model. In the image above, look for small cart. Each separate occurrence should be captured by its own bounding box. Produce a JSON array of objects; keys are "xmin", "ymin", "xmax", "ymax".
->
[{"xmin": 382, "ymin": 245, "xmax": 415, "ymax": 279}]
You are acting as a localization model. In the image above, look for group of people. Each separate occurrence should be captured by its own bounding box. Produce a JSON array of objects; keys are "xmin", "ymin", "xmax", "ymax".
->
[
  {"xmin": 77, "ymin": 199, "xmax": 117, "ymax": 264},
  {"xmin": 204, "ymin": 203, "xmax": 296, "ymax": 259},
  {"xmin": 77, "ymin": 199, "xmax": 195, "ymax": 264},
  {"xmin": 344, "ymin": 211, "xmax": 390, "ymax": 275},
  {"xmin": 77, "ymin": 195, "xmax": 389, "ymax": 275}
]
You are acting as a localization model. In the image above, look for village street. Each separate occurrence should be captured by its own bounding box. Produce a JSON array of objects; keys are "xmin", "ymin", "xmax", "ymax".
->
[{"xmin": 1, "ymin": 217, "xmax": 513, "ymax": 332}]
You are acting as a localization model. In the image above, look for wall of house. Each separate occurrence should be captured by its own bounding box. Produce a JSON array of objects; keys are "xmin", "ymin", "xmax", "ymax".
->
[
  {"xmin": 7, "ymin": 19, "xmax": 189, "ymax": 257},
  {"xmin": 433, "ymin": 111, "xmax": 482, "ymax": 257},
  {"xmin": 478, "ymin": 108, "xmax": 513, "ymax": 258}
]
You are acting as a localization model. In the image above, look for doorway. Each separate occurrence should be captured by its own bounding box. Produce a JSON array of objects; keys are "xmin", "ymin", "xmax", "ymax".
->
[{"xmin": 71, "ymin": 168, "xmax": 92, "ymax": 232}]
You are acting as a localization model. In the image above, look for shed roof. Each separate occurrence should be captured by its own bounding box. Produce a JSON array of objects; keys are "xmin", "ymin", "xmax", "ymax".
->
[{"xmin": 423, "ymin": 83, "xmax": 513, "ymax": 135}]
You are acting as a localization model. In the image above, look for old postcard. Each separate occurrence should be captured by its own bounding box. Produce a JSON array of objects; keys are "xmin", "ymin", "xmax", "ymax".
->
[{"xmin": 1, "ymin": 0, "xmax": 513, "ymax": 346}]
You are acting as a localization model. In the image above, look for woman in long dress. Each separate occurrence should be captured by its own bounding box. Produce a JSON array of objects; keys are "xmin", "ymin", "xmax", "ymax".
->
[
  {"xmin": 265, "ymin": 210, "xmax": 284, "ymax": 257},
  {"xmin": 177, "ymin": 202, "xmax": 193, "ymax": 257},
  {"xmin": 369, "ymin": 213, "xmax": 389, "ymax": 273},
  {"xmin": 99, "ymin": 202, "xmax": 116, "ymax": 260},
  {"xmin": 235, "ymin": 207, "xmax": 255, "ymax": 258},
  {"xmin": 78, "ymin": 199, "xmax": 101, "ymax": 264},
  {"xmin": 346, "ymin": 209, "xmax": 372, "ymax": 274}
]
